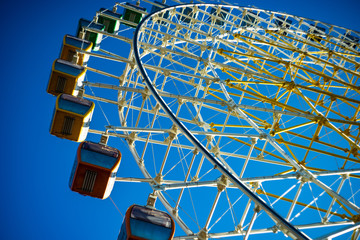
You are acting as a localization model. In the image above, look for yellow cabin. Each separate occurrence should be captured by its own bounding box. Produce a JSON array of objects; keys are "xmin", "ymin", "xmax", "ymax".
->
[
  {"xmin": 46, "ymin": 59, "xmax": 86, "ymax": 96},
  {"xmin": 50, "ymin": 94, "xmax": 95, "ymax": 142},
  {"xmin": 60, "ymin": 35, "xmax": 92, "ymax": 66}
]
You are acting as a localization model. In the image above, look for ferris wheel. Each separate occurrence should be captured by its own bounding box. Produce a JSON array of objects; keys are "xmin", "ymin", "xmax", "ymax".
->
[{"xmin": 47, "ymin": 1, "xmax": 360, "ymax": 239}]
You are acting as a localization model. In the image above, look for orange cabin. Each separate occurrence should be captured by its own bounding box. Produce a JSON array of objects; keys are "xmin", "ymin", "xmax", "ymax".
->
[
  {"xmin": 69, "ymin": 141, "xmax": 121, "ymax": 199},
  {"xmin": 46, "ymin": 59, "xmax": 86, "ymax": 96}
]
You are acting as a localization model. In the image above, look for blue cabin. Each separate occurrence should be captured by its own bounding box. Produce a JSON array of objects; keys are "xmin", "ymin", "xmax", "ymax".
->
[
  {"xmin": 122, "ymin": 3, "xmax": 147, "ymax": 27},
  {"xmin": 307, "ymin": 24, "xmax": 326, "ymax": 43},
  {"xmin": 69, "ymin": 141, "xmax": 121, "ymax": 199},
  {"xmin": 60, "ymin": 35, "xmax": 92, "ymax": 66},
  {"xmin": 240, "ymin": 11, "xmax": 258, "ymax": 27},
  {"xmin": 118, "ymin": 205, "xmax": 175, "ymax": 240},
  {"xmin": 97, "ymin": 8, "xmax": 122, "ymax": 33},
  {"xmin": 77, "ymin": 18, "xmax": 105, "ymax": 51},
  {"xmin": 47, "ymin": 59, "xmax": 86, "ymax": 96},
  {"xmin": 151, "ymin": 1, "xmax": 169, "ymax": 25},
  {"xmin": 50, "ymin": 94, "xmax": 94, "ymax": 142},
  {"xmin": 210, "ymin": 7, "xmax": 229, "ymax": 26}
]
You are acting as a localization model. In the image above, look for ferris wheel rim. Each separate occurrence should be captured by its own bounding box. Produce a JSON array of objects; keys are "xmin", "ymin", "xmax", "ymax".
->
[{"xmin": 132, "ymin": 3, "xmax": 316, "ymax": 239}]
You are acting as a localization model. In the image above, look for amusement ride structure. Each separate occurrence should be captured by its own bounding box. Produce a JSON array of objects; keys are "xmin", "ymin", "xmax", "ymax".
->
[{"xmin": 46, "ymin": 0, "xmax": 360, "ymax": 239}]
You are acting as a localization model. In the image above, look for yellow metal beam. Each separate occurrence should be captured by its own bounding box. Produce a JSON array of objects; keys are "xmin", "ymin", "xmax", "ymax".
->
[
  {"xmin": 256, "ymin": 188, "xmax": 351, "ymax": 219},
  {"xmin": 274, "ymin": 120, "xmax": 316, "ymax": 135},
  {"xmin": 276, "ymin": 138, "xmax": 360, "ymax": 164}
]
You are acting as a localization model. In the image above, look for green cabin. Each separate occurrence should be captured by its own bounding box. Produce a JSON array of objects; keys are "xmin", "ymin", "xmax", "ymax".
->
[
  {"xmin": 97, "ymin": 8, "xmax": 122, "ymax": 34},
  {"xmin": 122, "ymin": 2, "xmax": 147, "ymax": 27},
  {"xmin": 77, "ymin": 18, "xmax": 105, "ymax": 51}
]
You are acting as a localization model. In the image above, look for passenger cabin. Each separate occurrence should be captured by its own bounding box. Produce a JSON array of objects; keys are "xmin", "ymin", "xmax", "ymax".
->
[
  {"xmin": 69, "ymin": 141, "xmax": 121, "ymax": 199},
  {"xmin": 50, "ymin": 94, "xmax": 94, "ymax": 142},
  {"xmin": 307, "ymin": 24, "xmax": 326, "ymax": 43},
  {"xmin": 151, "ymin": 1, "xmax": 169, "ymax": 25},
  {"xmin": 47, "ymin": 59, "xmax": 86, "ymax": 96},
  {"xmin": 240, "ymin": 11, "xmax": 259, "ymax": 27},
  {"xmin": 97, "ymin": 8, "xmax": 122, "ymax": 33},
  {"xmin": 60, "ymin": 35, "xmax": 92, "ymax": 66},
  {"xmin": 210, "ymin": 7, "xmax": 229, "ymax": 26},
  {"xmin": 77, "ymin": 18, "xmax": 105, "ymax": 51},
  {"xmin": 118, "ymin": 205, "xmax": 175, "ymax": 240},
  {"xmin": 122, "ymin": 3, "xmax": 147, "ymax": 27}
]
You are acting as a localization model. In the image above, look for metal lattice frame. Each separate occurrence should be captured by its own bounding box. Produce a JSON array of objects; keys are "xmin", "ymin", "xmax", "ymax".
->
[{"xmin": 79, "ymin": 1, "xmax": 360, "ymax": 239}]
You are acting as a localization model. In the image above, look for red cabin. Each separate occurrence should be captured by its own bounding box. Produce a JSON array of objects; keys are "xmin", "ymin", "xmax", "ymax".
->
[{"xmin": 69, "ymin": 141, "xmax": 121, "ymax": 199}]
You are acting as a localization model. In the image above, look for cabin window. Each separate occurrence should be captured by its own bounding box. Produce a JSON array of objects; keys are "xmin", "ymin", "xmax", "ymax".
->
[
  {"xmin": 82, "ymin": 170, "xmax": 97, "ymax": 192},
  {"xmin": 102, "ymin": 18, "xmax": 111, "ymax": 32},
  {"xmin": 58, "ymin": 96, "xmax": 92, "ymax": 115},
  {"xmin": 82, "ymin": 141, "xmax": 119, "ymax": 158},
  {"xmin": 81, "ymin": 149, "xmax": 118, "ymax": 170},
  {"xmin": 131, "ymin": 205, "xmax": 172, "ymax": 228},
  {"xmin": 129, "ymin": 13, "xmax": 137, "ymax": 23},
  {"xmin": 56, "ymin": 76, "xmax": 67, "ymax": 93},
  {"xmin": 62, "ymin": 116, "xmax": 74, "ymax": 135}
]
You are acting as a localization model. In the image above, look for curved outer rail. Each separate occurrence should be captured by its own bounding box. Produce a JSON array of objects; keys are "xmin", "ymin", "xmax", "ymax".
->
[{"xmin": 133, "ymin": 3, "xmax": 311, "ymax": 240}]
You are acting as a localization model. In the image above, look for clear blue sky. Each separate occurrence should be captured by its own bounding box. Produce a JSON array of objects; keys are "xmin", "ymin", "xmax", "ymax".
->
[{"xmin": 1, "ymin": 0, "xmax": 359, "ymax": 239}]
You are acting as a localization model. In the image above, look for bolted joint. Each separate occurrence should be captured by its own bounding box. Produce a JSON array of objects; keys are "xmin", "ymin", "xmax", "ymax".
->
[
  {"xmin": 206, "ymin": 134, "xmax": 214, "ymax": 143},
  {"xmin": 235, "ymin": 224, "xmax": 243, "ymax": 233},
  {"xmin": 172, "ymin": 207, "xmax": 179, "ymax": 217},
  {"xmin": 271, "ymin": 225, "xmax": 279, "ymax": 233},
  {"xmin": 168, "ymin": 124, "xmax": 179, "ymax": 140},
  {"xmin": 254, "ymin": 204, "xmax": 261, "ymax": 213},
  {"xmin": 217, "ymin": 175, "xmax": 228, "ymax": 192},
  {"xmin": 210, "ymin": 145, "xmax": 221, "ymax": 158},
  {"xmin": 127, "ymin": 132, "xmax": 137, "ymax": 147},
  {"xmin": 298, "ymin": 169, "xmax": 314, "ymax": 182},
  {"xmin": 198, "ymin": 228, "xmax": 208, "ymax": 240},
  {"xmin": 118, "ymin": 98, "xmax": 128, "ymax": 113},
  {"xmin": 141, "ymin": 87, "xmax": 151, "ymax": 100},
  {"xmin": 193, "ymin": 148, "xmax": 199, "ymax": 155},
  {"xmin": 282, "ymin": 81, "xmax": 296, "ymax": 91},
  {"xmin": 316, "ymin": 115, "xmax": 328, "ymax": 126},
  {"xmin": 341, "ymin": 173, "xmax": 349, "ymax": 180},
  {"xmin": 350, "ymin": 146, "xmax": 359, "ymax": 157},
  {"xmin": 352, "ymin": 214, "xmax": 360, "ymax": 223},
  {"xmin": 227, "ymin": 99, "xmax": 237, "ymax": 113},
  {"xmin": 154, "ymin": 173, "xmax": 163, "ymax": 184},
  {"xmin": 191, "ymin": 176, "xmax": 199, "ymax": 182},
  {"xmin": 251, "ymin": 137, "xmax": 258, "ymax": 145},
  {"xmin": 151, "ymin": 103, "xmax": 161, "ymax": 113},
  {"xmin": 250, "ymin": 181, "xmax": 260, "ymax": 190}
]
